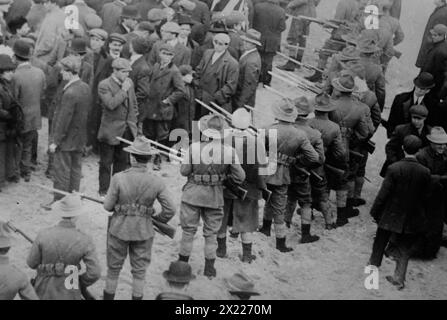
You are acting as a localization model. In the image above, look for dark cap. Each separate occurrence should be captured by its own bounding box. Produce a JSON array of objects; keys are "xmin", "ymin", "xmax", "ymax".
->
[
  {"xmin": 0, "ymin": 54, "xmax": 15, "ymax": 72},
  {"xmin": 409, "ymin": 104, "xmax": 428, "ymax": 118}
]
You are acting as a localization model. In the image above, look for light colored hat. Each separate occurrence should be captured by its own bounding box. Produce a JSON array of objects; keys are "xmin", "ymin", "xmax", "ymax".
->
[
  {"xmin": 0, "ymin": 221, "xmax": 12, "ymax": 248},
  {"xmin": 112, "ymin": 57, "xmax": 132, "ymax": 71},
  {"xmin": 59, "ymin": 55, "xmax": 82, "ymax": 73},
  {"xmin": 161, "ymin": 21, "xmax": 181, "ymax": 34},
  {"xmin": 312, "ymin": 93, "xmax": 336, "ymax": 112},
  {"xmin": 274, "ymin": 99, "xmax": 298, "ymax": 123},
  {"xmin": 199, "ymin": 114, "xmax": 230, "ymax": 139},
  {"xmin": 240, "ymin": 29, "xmax": 261, "ymax": 46},
  {"xmin": 427, "ymin": 127, "xmax": 447, "ymax": 144},
  {"xmin": 89, "ymin": 28, "xmax": 108, "ymax": 41},
  {"xmin": 231, "ymin": 108, "xmax": 251, "ymax": 130},
  {"xmin": 224, "ymin": 272, "xmax": 260, "ymax": 296},
  {"xmin": 332, "ymin": 74, "xmax": 357, "ymax": 93},
  {"xmin": 85, "ymin": 14, "xmax": 102, "ymax": 29},
  {"xmin": 147, "ymin": 8, "xmax": 166, "ymax": 22},
  {"xmin": 431, "ymin": 24, "xmax": 447, "ymax": 36},
  {"xmin": 123, "ymin": 136, "xmax": 159, "ymax": 155},
  {"xmin": 213, "ymin": 33, "xmax": 230, "ymax": 45},
  {"xmin": 293, "ymin": 96, "xmax": 313, "ymax": 116},
  {"xmin": 52, "ymin": 194, "xmax": 84, "ymax": 218}
]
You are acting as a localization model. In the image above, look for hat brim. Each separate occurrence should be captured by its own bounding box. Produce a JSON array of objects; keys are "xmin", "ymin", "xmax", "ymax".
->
[
  {"xmin": 123, "ymin": 146, "xmax": 158, "ymax": 155},
  {"xmin": 410, "ymin": 113, "xmax": 427, "ymax": 119},
  {"xmin": 229, "ymin": 290, "xmax": 260, "ymax": 296},
  {"xmin": 427, "ymin": 136, "xmax": 447, "ymax": 144},
  {"xmin": 224, "ymin": 278, "xmax": 259, "ymax": 296},
  {"xmin": 332, "ymin": 79, "xmax": 357, "ymax": 93},
  {"xmin": 13, "ymin": 52, "xmax": 31, "ymax": 59},
  {"xmin": 240, "ymin": 35, "xmax": 261, "ymax": 47},
  {"xmin": 163, "ymin": 270, "xmax": 196, "ymax": 283},
  {"xmin": 413, "ymin": 78, "xmax": 435, "ymax": 90},
  {"xmin": 52, "ymin": 200, "xmax": 84, "ymax": 218}
]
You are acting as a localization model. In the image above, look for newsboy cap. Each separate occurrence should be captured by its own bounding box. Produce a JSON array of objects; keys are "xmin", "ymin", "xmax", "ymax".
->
[
  {"xmin": 112, "ymin": 57, "xmax": 132, "ymax": 71},
  {"xmin": 89, "ymin": 28, "xmax": 108, "ymax": 41},
  {"xmin": 409, "ymin": 104, "xmax": 428, "ymax": 118},
  {"xmin": 159, "ymin": 43, "xmax": 175, "ymax": 55},
  {"xmin": 59, "ymin": 55, "xmax": 82, "ymax": 74},
  {"xmin": 161, "ymin": 22, "xmax": 181, "ymax": 34},
  {"xmin": 109, "ymin": 33, "xmax": 127, "ymax": 44}
]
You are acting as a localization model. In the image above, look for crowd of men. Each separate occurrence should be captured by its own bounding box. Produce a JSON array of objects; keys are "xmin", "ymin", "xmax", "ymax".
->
[{"xmin": 0, "ymin": 0, "xmax": 447, "ymax": 299}]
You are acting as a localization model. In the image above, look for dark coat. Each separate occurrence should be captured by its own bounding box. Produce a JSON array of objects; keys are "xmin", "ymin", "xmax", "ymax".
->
[
  {"xmin": 0, "ymin": 79, "xmax": 19, "ymax": 141},
  {"xmin": 416, "ymin": 4, "xmax": 447, "ymax": 68},
  {"xmin": 387, "ymin": 89, "xmax": 439, "ymax": 137},
  {"xmin": 233, "ymin": 49, "xmax": 261, "ymax": 110},
  {"xmin": 421, "ymin": 40, "xmax": 447, "ymax": 99},
  {"xmin": 195, "ymin": 49, "xmax": 239, "ymax": 113},
  {"xmin": 130, "ymin": 56, "xmax": 151, "ymax": 122},
  {"xmin": 173, "ymin": 83, "xmax": 195, "ymax": 133},
  {"xmin": 371, "ymin": 157, "xmax": 431, "ymax": 234},
  {"xmin": 100, "ymin": 0, "xmax": 126, "ymax": 34},
  {"xmin": 190, "ymin": 0, "xmax": 211, "ymax": 28},
  {"xmin": 51, "ymin": 79, "xmax": 92, "ymax": 152},
  {"xmin": 252, "ymin": 0, "xmax": 286, "ymax": 53},
  {"xmin": 148, "ymin": 41, "xmax": 192, "ymax": 67}
]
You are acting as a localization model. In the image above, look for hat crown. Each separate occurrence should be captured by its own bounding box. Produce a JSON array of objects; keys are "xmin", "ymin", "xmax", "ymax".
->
[
  {"xmin": 13, "ymin": 39, "xmax": 32, "ymax": 59},
  {"xmin": 275, "ymin": 99, "xmax": 298, "ymax": 122},
  {"xmin": 293, "ymin": 96, "xmax": 313, "ymax": 115},
  {"xmin": 161, "ymin": 22, "xmax": 181, "ymax": 33},
  {"xmin": 70, "ymin": 38, "xmax": 87, "ymax": 52},
  {"xmin": 58, "ymin": 194, "xmax": 82, "ymax": 217},
  {"xmin": 227, "ymin": 273, "xmax": 256, "ymax": 292},
  {"xmin": 112, "ymin": 57, "xmax": 132, "ymax": 71},
  {"xmin": 409, "ymin": 104, "xmax": 428, "ymax": 117},
  {"xmin": 168, "ymin": 261, "xmax": 192, "ymax": 278},
  {"xmin": 414, "ymin": 72, "xmax": 435, "ymax": 89},
  {"xmin": 231, "ymin": 108, "xmax": 251, "ymax": 129},
  {"xmin": 428, "ymin": 126, "xmax": 447, "ymax": 144}
]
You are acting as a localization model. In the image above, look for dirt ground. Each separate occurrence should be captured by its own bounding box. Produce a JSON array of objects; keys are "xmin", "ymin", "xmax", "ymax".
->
[{"xmin": 1, "ymin": 0, "xmax": 447, "ymax": 300}]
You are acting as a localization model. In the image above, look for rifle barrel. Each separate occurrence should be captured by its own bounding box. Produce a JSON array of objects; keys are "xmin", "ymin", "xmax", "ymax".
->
[
  {"xmin": 276, "ymin": 52, "xmax": 324, "ymax": 73},
  {"xmin": 6, "ymin": 222, "xmax": 33, "ymax": 244},
  {"xmin": 116, "ymin": 137, "xmax": 184, "ymax": 162}
]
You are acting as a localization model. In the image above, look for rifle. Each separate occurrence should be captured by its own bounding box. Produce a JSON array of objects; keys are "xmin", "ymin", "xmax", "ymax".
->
[
  {"xmin": 5, "ymin": 221, "xmax": 96, "ymax": 300},
  {"xmin": 274, "ymin": 69, "xmax": 321, "ymax": 94},
  {"xmin": 33, "ymin": 184, "xmax": 177, "ymax": 239},
  {"xmin": 286, "ymin": 14, "xmax": 339, "ymax": 29},
  {"xmin": 276, "ymin": 51, "xmax": 324, "ymax": 74},
  {"xmin": 269, "ymin": 71, "xmax": 318, "ymax": 94}
]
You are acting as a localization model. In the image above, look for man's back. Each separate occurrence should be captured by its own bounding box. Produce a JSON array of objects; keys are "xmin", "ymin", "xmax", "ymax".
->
[{"xmin": 0, "ymin": 257, "xmax": 38, "ymax": 300}]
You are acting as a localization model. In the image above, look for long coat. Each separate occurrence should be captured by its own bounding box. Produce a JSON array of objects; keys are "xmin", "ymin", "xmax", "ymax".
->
[
  {"xmin": 195, "ymin": 49, "xmax": 239, "ymax": 114},
  {"xmin": 371, "ymin": 157, "xmax": 431, "ymax": 234},
  {"xmin": 421, "ymin": 40, "xmax": 447, "ymax": 99},
  {"xmin": 100, "ymin": 0, "xmax": 126, "ymax": 34},
  {"xmin": 26, "ymin": 220, "xmax": 101, "ymax": 300},
  {"xmin": 173, "ymin": 83, "xmax": 196, "ymax": 133},
  {"xmin": 97, "ymin": 76, "xmax": 139, "ymax": 145},
  {"xmin": 11, "ymin": 63, "xmax": 46, "ymax": 134},
  {"xmin": 51, "ymin": 79, "xmax": 92, "ymax": 152},
  {"xmin": 130, "ymin": 56, "xmax": 151, "ymax": 122},
  {"xmin": 416, "ymin": 4, "xmax": 447, "ymax": 68},
  {"xmin": 252, "ymin": 0, "xmax": 286, "ymax": 53},
  {"xmin": 148, "ymin": 41, "xmax": 192, "ymax": 67},
  {"xmin": 233, "ymin": 49, "xmax": 261, "ymax": 110}
]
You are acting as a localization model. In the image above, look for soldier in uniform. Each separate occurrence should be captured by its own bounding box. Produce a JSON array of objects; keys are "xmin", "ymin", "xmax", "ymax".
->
[
  {"xmin": 217, "ymin": 108, "xmax": 267, "ymax": 263},
  {"xmin": 27, "ymin": 194, "xmax": 101, "ymax": 300},
  {"xmin": 285, "ymin": 97, "xmax": 330, "ymax": 244},
  {"xmin": 0, "ymin": 221, "xmax": 38, "ymax": 300},
  {"xmin": 258, "ymin": 100, "xmax": 319, "ymax": 251},
  {"xmin": 328, "ymin": 73, "xmax": 374, "ymax": 224},
  {"xmin": 178, "ymin": 114, "xmax": 245, "ymax": 278},
  {"xmin": 103, "ymin": 136, "xmax": 176, "ymax": 300}
]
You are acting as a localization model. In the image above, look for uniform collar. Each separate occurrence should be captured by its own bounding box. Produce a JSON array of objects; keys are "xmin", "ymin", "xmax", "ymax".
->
[
  {"xmin": 58, "ymin": 219, "xmax": 77, "ymax": 228},
  {"xmin": 0, "ymin": 254, "xmax": 9, "ymax": 265}
]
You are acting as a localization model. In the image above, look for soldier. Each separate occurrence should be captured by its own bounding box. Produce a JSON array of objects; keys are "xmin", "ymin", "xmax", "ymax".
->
[
  {"xmin": 217, "ymin": 108, "xmax": 267, "ymax": 262},
  {"xmin": 97, "ymin": 57, "xmax": 139, "ymax": 197},
  {"xmin": 285, "ymin": 96, "xmax": 330, "ymax": 243},
  {"xmin": 27, "ymin": 194, "xmax": 101, "ymax": 300},
  {"xmin": 252, "ymin": 0, "xmax": 286, "ymax": 85},
  {"xmin": 278, "ymin": 0, "xmax": 320, "ymax": 71},
  {"xmin": 232, "ymin": 29, "xmax": 262, "ymax": 111},
  {"xmin": 309, "ymin": 93, "xmax": 347, "ymax": 226},
  {"xmin": 103, "ymin": 137, "xmax": 176, "ymax": 300},
  {"xmin": 381, "ymin": 105, "xmax": 432, "ymax": 177},
  {"xmin": 328, "ymin": 73, "xmax": 374, "ymax": 224},
  {"xmin": 0, "ymin": 221, "xmax": 38, "ymax": 300},
  {"xmin": 178, "ymin": 114, "xmax": 245, "ymax": 278},
  {"xmin": 258, "ymin": 100, "xmax": 319, "ymax": 251}
]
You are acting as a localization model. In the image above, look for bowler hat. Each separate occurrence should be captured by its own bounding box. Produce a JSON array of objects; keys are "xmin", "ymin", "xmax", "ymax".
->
[
  {"xmin": 52, "ymin": 194, "xmax": 84, "ymax": 218},
  {"xmin": 0, "ymin": 54, "xmax": 15, "ymax": 72},
  {"xmin": 332, "ymin": 74, "xmax": 357, "ymax": 93},
  {"xmin": 224, "ymin": 272, "xmax": 260, "ymax": 296},
  {"xmin": 427, "ymin": 127, "xmax": 447, "ymax": 144},
  {"xmin": 293, "ymin": 96, "xmax": 314, "ymax": 115},
  {"xmin": 199, "ymin": 114, "xmax": 230, "ymax": 139},
  {"xmin": 414, "ymin": 72, "xmax": 435, "ymax": 90},
  {"xmin": 112, "ymin": 57, "xmax": 132, "ymax": 71},
  {"xmin": 409, "ymin": 104, "xmax": 428, "ymax": 119},
  {"xmin": 231, "ymin": 108, "xmax": 251, "ymax": 130},
  {"xmin": 69, "ymin": 38, "xmax": 87, "ymax": 54},
  {"xmin": 89, "ymin": 28, "xmax": 108, "ymax": 41},
  {"xmin": 274, "ymin": 99, "xmax": 298, "ymax": 123},
  {"xmin": 163, "ymin": 261, "xmax": 196, "ymax": 284},
  {"xmin": 313, "ymin": 93, "xmax": 336, "ymax": 112},
  {"xmin": 240, "ymin": 29, "xmax": 261, "ymax": 46},
  {"xmin": 12, "ymin": 39, "xmax": 32, "ymax": 59},
  {"xmin": 177, "ymin": 15, "xmax": 195, "ymax": 26},
  {"xmin": 0, "ymin": 221, "xmax": 12, "ymax": 249},
  {"xmin": 121, "ymin": 5, "xmax": 140, "ymax": 19},
  {"xmin": 123, "ymin": 136, "xmax": 158, "ymax": 155}
]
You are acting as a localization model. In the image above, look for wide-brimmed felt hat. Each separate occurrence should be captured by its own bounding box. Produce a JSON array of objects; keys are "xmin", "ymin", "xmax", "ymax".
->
[
  {"xmin": 409, "ymin": 104, "xmax": 428, "ymax": 119},
  {"xmin": 427, "ymin": 127, "xmax": 447, "ymax": 144},
  {"xmin": 293, "ymin": 96, "xmax": 314, "ymax": 115},
  {"xmin": 224, "ymin": 272, "xmax": 260, "ymax": 296},
  {"xmin": 332, "ymin": 74, "xmax": 357, "ymax": 93},
  {"xmin": 0, "ymin": 221, "xmax": 12, "ymax": 248},
  {"xmin": 414, "ymin": 72, "xmax": 435, "ymax": 90},
  {"xmin": 338, "ymin": 46, "xmax": 360, "ymax": 61},
  {"xmin": 274, "ymin": 99, "xmax": 298, "ymax": 123},
  {"xmin": 199, "ymin": 113, "xmax": 230, "ymax": 139},
  {"xmin": 0, "ymin": 54, "xmax": 15, "ymax": 71},
  {"xmin": 357, "ymin": 37, "xmax": 380, "ymax": 54},
  {"xmin": 163, "ymin": 261, "xmax": 196, "ymax": 284},
  {"xmin": 312, "ymin": 92, "xmax": 335, "ymax": 112},
  {"xmin": 240, "ymin": 29, "xmax": 261, "ymax": 46},
  {"xmin": 231, "ymin": 108, "xmax": 251, "ymax": 129},
  {"xmin": 52, "ymin": 194, "xmax": 84, "ymax": 218},
  {"xmin": 123, "ymin": 136, "xmax": 159, "ymax": 155},
  {"xmin": 12, "ymin": 39, "xmax": 32, "ymax": 59}
]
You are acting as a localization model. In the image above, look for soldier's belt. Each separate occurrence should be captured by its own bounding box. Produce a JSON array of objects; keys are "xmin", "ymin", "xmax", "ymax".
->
[
  {"xmin": 114, "ymin": 204, "xmax": 155, "ymax": 217},
  {"xmin": 275, "ymin": 152, "xmax": 297, "ymax": 167},
  {"xmin": 36, "ymin": 263, "xmax": 80, "ymax": 277},
  {"xmin": 188, "ymin": 174, "xmax": 226, "ymax": 186}
]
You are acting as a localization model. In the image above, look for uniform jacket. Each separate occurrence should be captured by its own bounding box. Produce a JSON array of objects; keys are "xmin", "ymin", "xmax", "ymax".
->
[
  {"xmin": 195, "ymin": 49, "xmax": 239, "ymax": 113},
  {"xmin": 104, "ymin": 163, "xmax": 177, "ymax": 241},
  {"xmin": 12, "ymin": 63, "xmax": 46, "ymax": 133},
  {"xmin": 100, "ymin": 0, "xmax": 126, "ymax": 34},
  {"xmin": 51, "ymin": 79, "xmax": 92, "ymax": 151},
  {"xmin": 387, "ymin": 89, "xmax": 439, "ymax": 138},
  {"xmin": 233, "ymin": 49, "xmax": 261, "ymax": 109},
  {"xmin": 0, "ymin": 255, "xmax": 38, "ymax": 300},
  {"xmin": 26, "ymin": 220, "xmax": 101, "ymax": 300},
  {"xmin": 265, "ymin": 122, "xmax": 319, "ymax": 186},
  {"xmin": 148, "ymin": 40, "xmax": 192, "ymax": 67},
  {"xmin": 252, "ymin": 0, "xmax": 286, "ymax": 53},
  {"xmin": 358, "ymin": 90, "xmax": 381, "ymax": 131},
  {"xmin": 359, "ymin": 56, "xmax": 386, "ymax": 110},
  {"xmin": 421, "ymin": 40, "xmax": 447, "ymax": 99},
  {"xmin": 416, "ymin": 4, "xmax": 447, "ymax": 68},
  {"xmin": 371, "ymin": 157, "xmax": 431, "ymax": 234},
  {"xmin": 97, "ymin": 75, "xmax": 138, "ymax": 145},
  {"xmin": 130, "ymin": 55, "xmax": 151, "ymax": 122},
  {"xmin": 145, "ymin": 62, "xmax": 186, "ymax": 121},
  {"xmin": 180, "ymin": 140, "xmax": 246, "ymax": 209}
]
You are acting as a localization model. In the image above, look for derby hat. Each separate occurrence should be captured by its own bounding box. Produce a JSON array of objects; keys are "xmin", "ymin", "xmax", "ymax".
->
[
  {"xmin": 177, "ymin": 14, "xmax": 195, "ymax": 26},
  {"xmin": 224, "ymin": 272, "xmax": 260, "ymax": 296},
  {"xmin": 121, "ymin": 5, "xmax": 140, "ymax": 19},
  {"xmin": 163, "ymin": 261, "xmax": 196, "ymax": 284},
  {"xmin": 231, "ymin": 108, "xmax": 251, "ymax": 130},
  {"xmin": 69, "ymin": 38, "xmax": 87, "ymax": 54},
  {"xmin": 414, "ymin": 72, "xmax": 435, "ymax": 90},
  {"xmin": 199, "ymin": 114, "xmax": 230, "ymax": 139},
  {"xmin": 123, "ymin": 136, "xmax": 158, "ymax": 155},
  {"xmin": 0, "ymin": 54, "xmax": 15, "ymax": 71},
  {"xmin": 293, "ymin": 96, "xmax": 314, "ymax": 115},
  {"xmin": 409, "ymin": 104, "xmax": 428, "ymax": 119},
  {"xmin": 332, "ymin": 74, "xmax": 357, "ymax": 93},
  {"xmin": 274, "ymin": 99, "xmax": 298, "ymax": 123},
  {"xmin": 0, "ymin": 221, "xmax": 12, "ymax": 249},
  {"xmin": 427, "ymin": 127, "xmax": 447, "ymax": 144},
  {"xmin": 52, "ymin": 194, "xmax": 84, "ymax": 218},
  {"xmin": 12, "ymin": 39, "xmax": 32, "ymax": 59},
  {"xmin": 313, "ymin": 92, "xmax": 336, "ymax": 112},
  {"xmin": 240, "ymin": 29, "xmax": 261, "ymax": 46}
]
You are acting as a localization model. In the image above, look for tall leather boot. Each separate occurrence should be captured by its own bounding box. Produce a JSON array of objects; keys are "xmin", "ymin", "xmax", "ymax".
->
[
  {"xmin": 241, "ymin": 243, "xmax": 256, "ymax": 263},
  {"xmin": 204, "ymin": 258, "xmax": 216, "ymax": 278},
  {"xmin": 277, "ymin": 59, "xmax": 296, "ymax": 71},
  {"xmin": 216, "ymin": 237, "xmax": 227, "ymax": 258},
  {"xmin": 258, "ymin": 219, "xmax": 272, "ymax": 236},
  {"xmin": 345, "ymin": 206, "xmax": 360, "ymax": 218},
  {"xmin": 103, "ymin": 290, "xmax": 115, "ymax": 300},
  {"xmin": 276, "ymin": 237, "xmax": 293, "ymax": 253},
  {"xmin": 300, "ymin": 224, "xmax": 320, "ymax": 244},
  {"xmin": 336, "ymin": 207, "xmax": 349, "ymax": 227},
  {"xmin": 179, "ymin": 255, "xmax": 189, "ymax": 262}
]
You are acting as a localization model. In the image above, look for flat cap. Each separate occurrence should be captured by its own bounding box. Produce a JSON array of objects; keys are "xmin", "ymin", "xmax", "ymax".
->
[
  {"xmin": 161, "ymin": 21, "xmax": 181, "ymax": 34},
  {"xmin": 409, "ymin": 104, "xmax": 429, "ymax": 118},
  {"xmin": 136, "ymin": 21, "xmax": 155, "ymax": 33},
  {"xmin": 89, "ymin": 28, "xmax": 108, "ymax": 41},
  {"xmin": 59, "ymin": 55, "xmax": 82, "ymax": 73},
  {"xmin": 147, "ymin": 8, "xmax": 166, "ymax": 22},
  {"xmin": 109, "ymin": 33, "xmax": 127, "ymax": 44},
  {"xmin": 112, "ymin": 57, "xmax": 132, "ymax": 71},
  {"xmin": 85, "ymin": 14, "xmax": 102, "ymax": 29},
  {"xmin": 431, "ymin": 24, "xmax": 447, "ymax": 36}
]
